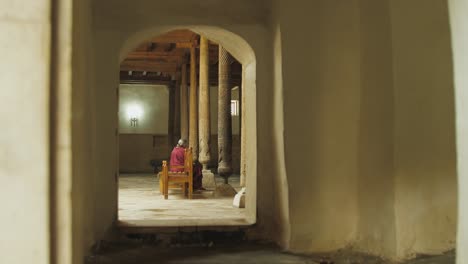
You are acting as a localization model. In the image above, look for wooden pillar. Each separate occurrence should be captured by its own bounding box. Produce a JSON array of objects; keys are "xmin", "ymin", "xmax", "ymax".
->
[
  {"xmin": 168, "ymin": 82, "xmax": 175, "ymax": 154},
  {"xmin": 180, "ymin": 63, "xmax": 189, "ymax": 140},
  {"xmin": 174, "ymin": 73, "xmax": 181, "ymax": 142},
  {"xmin": 198, "ymin": 36, "xmax": 211, "ymax": 170},
  {"xmin": 218, "ymin": 45, "xmax": 233, "ymax": 182},
  {"xmin": 189, "ymin": 45, "xmax": 198, "ymax": 160}
]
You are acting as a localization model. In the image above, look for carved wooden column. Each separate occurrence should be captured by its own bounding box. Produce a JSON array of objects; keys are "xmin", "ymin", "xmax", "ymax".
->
[
  {"xmin": 189, "ymin": 45, "xmax": 198, "ymax": 160},
  {"xmin": 199, "ymin": 36, "xmax": 211, "ymax": 170},
  {"xmin": 218, "ymin": 46, "xmax": 233, "ymax": 183},
  {"xmin": 168, "ymin": 82, "xmax": 175, "ymax": 153},
  {"xmin": 173, "ymin": 73, "xmax": 181, "ymax": 142},
  {"xmin": 180, "ymin": 63, "xmax": 189, "ymax": 140}
]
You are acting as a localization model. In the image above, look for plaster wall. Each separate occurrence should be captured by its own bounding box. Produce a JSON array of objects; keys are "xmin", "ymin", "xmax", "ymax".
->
[
  {"xmin": 117, "ymin": 84, "xmax": 241, "ymax": 172},
  {"xmin": 275, "ymin": 0, "xmax": 361, "ymax": 252},
  {"xmin": 119, "ymin": 134, "xmax": 170, "ymax": 173},
  {"xmin": 389, "ymin": 0, "xmax": 457, "ymax": 257},
  {"xmin": 70, "ymin": 0, "xmax": 459, "ymax": 261},
  {"xmin": 72, "ymin": 0, "xmax": 102, "ymax": 259},
  {"xmin": 118, "ymin": 84, "xmax": 239, "ymax": 135},
  {"xmin": 273, "ymin": 0, "xmax": 458, "ymax": 259},
  {"xmin": 448, "ymin": 0, "xmax": 468, "ymax": 263},
  {"xmin": 119, "ymin": 84, "xmax": 169, "ymax": 134},
  {"xmin": 356, "ymin": 0, "xmax": 396, "ymax": 257},
  {"xmin": 0, "ymin": 0, "xmax": 51, "ymax": 263}
]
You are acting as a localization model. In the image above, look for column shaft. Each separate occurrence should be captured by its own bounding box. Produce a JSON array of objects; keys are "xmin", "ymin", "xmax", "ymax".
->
[
  {"xmin": 180, "ymin": 63, "xmax": 189, "ymax": 140},
  {"xmin": 168, "ymin": 84, "xmax": 175, "ymax": 153},
  {"xmin": 218, "ymin": 46, "xmax": 233, "ymax": 180},
  {"xmin": 199, "ymin": 36, "xmax": 211, "ymax": 170},
  {"xmin": 189, "ymin": 45, "xmax": 198, "ymax": 160},
  {"xmin": 174, "ymin": 74, "xmax": 181, "ymax": 141}
]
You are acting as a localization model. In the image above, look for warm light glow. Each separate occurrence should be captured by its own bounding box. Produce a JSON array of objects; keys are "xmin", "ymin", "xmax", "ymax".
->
[
  {"xmin": 126, "ymin": 103, "xmax": 144, "ymax": 120},
  {"xmin": 231, "ymin": 100, "xmax": 239, "ymax": 116}
]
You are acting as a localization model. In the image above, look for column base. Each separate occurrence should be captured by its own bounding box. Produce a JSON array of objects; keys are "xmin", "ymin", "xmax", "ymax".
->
[
  {"xmin": 202, "ymin": 170, "xmax": 216, "ymax": 189},
  {"xmin": 233, "ymin": 187, "xmax": 246, "ymax": 208}
]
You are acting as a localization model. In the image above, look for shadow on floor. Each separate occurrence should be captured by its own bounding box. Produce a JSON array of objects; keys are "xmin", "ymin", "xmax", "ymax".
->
[{"xmin": 85, "ymin": 238, "xmax": 455, "ymax": 264}]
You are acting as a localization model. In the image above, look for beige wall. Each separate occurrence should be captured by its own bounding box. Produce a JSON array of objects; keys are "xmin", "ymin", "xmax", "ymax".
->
[
  {"xmin": 276, "ymin": 0, "xmax": 361, "ymax": 252},
  {"xmin": 119, "ymin": 134, "xmax": 170, "ymax": 172},
  {"xmin": 118, "ymin": 85, "xmax": 241, "ymax": 173},
  {"xmin": 274, "ymin": 0, "xmax": 457, "ymax": 260},
  {"xmin": 390, "ymin": 0, "xmax": 457, "ymax": 257},
  {"xmin": 356, "ymin": 0, "xmax": 396, "ymax": 257},
  {"xmin": 2, "ymin": 0, "xmax": 467, "ymax": 263},
  {"xmin": 118, "ymin": 84, "xmax": 239, "ymax": 135},
  {"xmin": 449, "ymin": 1, "xmax": 468, "ymax": 263},
  {"xmin": 0, "ymin": 0, "xmax": 51, "ymax": 263},
  {"xmin": 119, "ymin": 84, "xmax": 169, "ymax": 134},
  {"xmin": 65, "ymin": 0, "xmax": 462, "ymax": 261}
]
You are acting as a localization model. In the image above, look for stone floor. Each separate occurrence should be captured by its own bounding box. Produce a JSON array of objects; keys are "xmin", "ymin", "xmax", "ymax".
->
[
  {"xmin": 86, "ymin": 241, "xmax": 455, "ymax": 264},
  {"xmin": 118, "ymin": 174, "xmax": 247, "ymax": 227}
]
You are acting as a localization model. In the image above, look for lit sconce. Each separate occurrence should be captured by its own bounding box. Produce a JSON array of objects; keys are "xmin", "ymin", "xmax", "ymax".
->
[
  {"xmin": 231, "ymin": 100, "xmax": 239, "ymax": 116},
  {"xmin": 126, "ymin": 104, "xmax": 143, "ymax": 127},
  {"xmin": 130, "ymin": 117, "xmax": 138, "ymax": 127}
]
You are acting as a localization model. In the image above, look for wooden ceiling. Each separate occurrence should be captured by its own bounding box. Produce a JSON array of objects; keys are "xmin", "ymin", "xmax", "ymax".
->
[{"xmin": 120, "ymin": 29, "xmax": 241, "ymax": 86}]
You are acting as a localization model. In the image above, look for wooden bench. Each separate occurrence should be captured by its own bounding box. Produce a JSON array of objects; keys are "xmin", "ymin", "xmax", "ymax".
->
[{"xmin": 160, "ymin": 148, "xmax": 193, "ymax": 199}]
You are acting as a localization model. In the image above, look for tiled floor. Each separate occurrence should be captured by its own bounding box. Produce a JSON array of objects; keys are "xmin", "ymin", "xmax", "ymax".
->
[{"xmin": 118, "ymin": 174, "xmax": 248, "ymax": 227}]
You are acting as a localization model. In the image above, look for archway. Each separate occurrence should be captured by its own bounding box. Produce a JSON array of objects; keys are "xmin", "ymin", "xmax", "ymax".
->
[{"xmin": 116, "ymin": 27, "xmax": 257, "ymax": 228}]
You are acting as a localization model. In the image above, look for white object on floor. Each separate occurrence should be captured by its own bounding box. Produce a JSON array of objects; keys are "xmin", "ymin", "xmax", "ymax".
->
[{"xmin": 233, "ymin": 187, "xmax": 246, "ymax": 208}]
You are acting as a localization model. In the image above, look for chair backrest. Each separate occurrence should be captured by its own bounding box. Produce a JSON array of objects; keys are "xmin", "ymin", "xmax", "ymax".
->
[{"xmin": 184, "ymin": 148, "xmax": 193, "ymax": 174}]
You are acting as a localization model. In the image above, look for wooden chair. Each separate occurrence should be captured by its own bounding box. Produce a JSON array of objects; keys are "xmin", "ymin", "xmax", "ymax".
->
[{"xmin": 160, "ymin": 148, "xmax": 193, "ymax": 199}]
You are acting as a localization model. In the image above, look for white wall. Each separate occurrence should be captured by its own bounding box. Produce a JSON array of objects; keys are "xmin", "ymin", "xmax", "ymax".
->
[
  {"xmin": 119, "ymin": 84, "xmax": 169, "ymax": 134},
  {"xmin": 68, "ymin": 0, "xmax": 461, "ymax": 261},
  {"xmin": 0, "ymin": 0, "xmax": 51, "ymax": 263},
  {"xmin": 449, "ymin": 1, "xmax": 468, "ymax": 263},
  {"xmin": 118, "ymin": 84, "xmax": 239, "ymax": 135},
  {"xmin": 390, "ymin": 0, "xmax": 457, "ymax": 257},
  {"xmin": 276, "ymin": 0, "xmax": 361, "ymax": 252},
  {"xmin": 273, "ymin": 0, "xmax": 457, "ymax": 259},
  {"xmin": 356, "ymin": 0, "xmax": 396, "ymax": 257}
]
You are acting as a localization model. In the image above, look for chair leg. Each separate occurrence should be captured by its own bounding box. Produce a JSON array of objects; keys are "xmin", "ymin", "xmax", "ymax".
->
[
  {"xmin": 164, "ymin": 178, "xmax": 168, "ymax": 200},
  {"xmin": 159, "ymin": 175, "xmax": 163, "ymax": 194},
  {"xmin": 189, "ymin": 181, "xmax": 193, "ymax": 199}
]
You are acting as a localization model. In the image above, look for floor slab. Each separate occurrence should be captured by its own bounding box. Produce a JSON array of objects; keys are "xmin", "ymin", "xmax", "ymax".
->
[
  {"xmin": 87, "ymin": 241, "xmax": 455, "ymax": 264},
  {"xmin": 118, "ymin": 174, "xmax": 247, "ymax": 227}
]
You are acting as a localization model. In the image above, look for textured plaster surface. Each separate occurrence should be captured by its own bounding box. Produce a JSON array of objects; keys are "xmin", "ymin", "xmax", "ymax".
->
[
  {"xmin": 71, "ymin": 0, "xmax": 459, "ymax": 261},
  {"xmin": 0, "ymin": 0, "xmax": 51, "ymax": 263},
  {"xmin": 390, "ymin": 0, "xmax": 457, "ymax": 257},
  {"xmin": 449, "ymin": 0, "xmax": 468, "ymax": 263},
  {"xmin": 273, "ymin": 0, "xmax": 457, "ymax": 260}
]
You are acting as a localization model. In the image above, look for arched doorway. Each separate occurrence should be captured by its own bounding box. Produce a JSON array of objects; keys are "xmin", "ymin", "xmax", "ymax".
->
[{"xmin": 116, "ymin": 27, "xmax": 257, "ymax": 227}]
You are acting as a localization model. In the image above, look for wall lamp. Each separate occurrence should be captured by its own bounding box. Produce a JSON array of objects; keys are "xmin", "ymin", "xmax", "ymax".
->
[{"xmin": 126, "ymin": 104, "xmax": 143, "ymax": 127}]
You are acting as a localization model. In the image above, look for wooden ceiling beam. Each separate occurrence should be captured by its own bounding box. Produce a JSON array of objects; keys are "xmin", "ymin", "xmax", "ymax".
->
[{"xmin": 120, "ymin": 62, "xmax": 178, "ymax": 73}]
